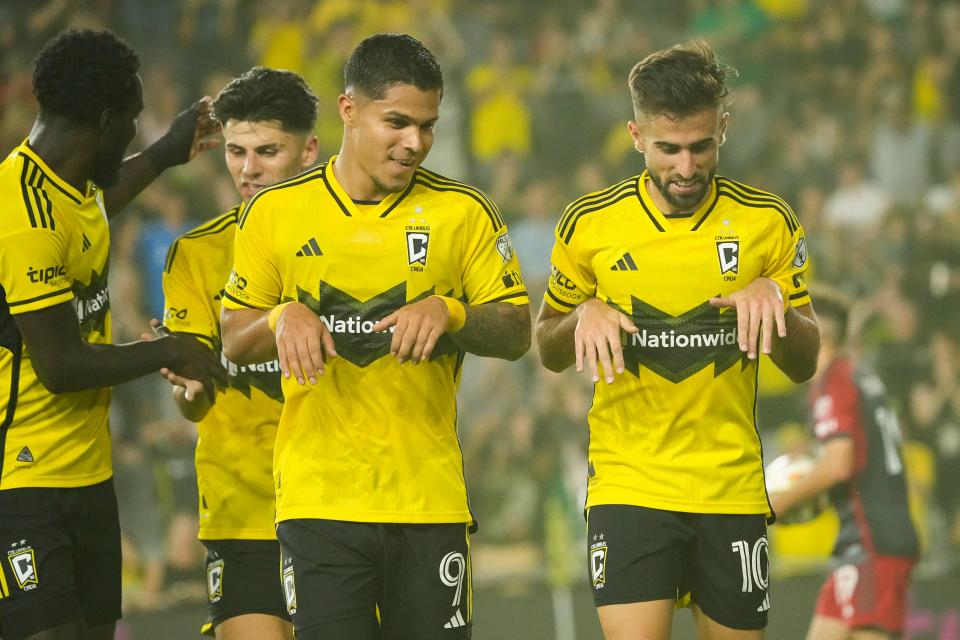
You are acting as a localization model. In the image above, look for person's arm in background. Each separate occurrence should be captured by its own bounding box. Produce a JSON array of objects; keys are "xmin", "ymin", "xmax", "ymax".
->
[{"xmin": 103, "ymin": 97, "xmax": 220, "ymax": 216}]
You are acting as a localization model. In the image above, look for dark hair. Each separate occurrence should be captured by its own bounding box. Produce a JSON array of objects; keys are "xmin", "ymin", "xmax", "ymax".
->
[
  {"xmin": 213, "ymin": 66, "xmax": 319, "ymax": 132},
  {"xmin": 32, "ymin": 29, "xmax": 141, "ymax": 126},
  {"xmin": 811, "ymin": 286, "xmax": 852, "ymax": 344},
  {"xmin": 344, "ymin": 33, "xmax": 443, "ymax": 100},
  {"xmin": 628, "ymin": 40, "xmax": 735, "ymax": 119}
]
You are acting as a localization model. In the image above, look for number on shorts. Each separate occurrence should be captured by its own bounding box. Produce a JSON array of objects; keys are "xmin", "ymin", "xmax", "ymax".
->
[
  {"xmin": 439, "ymin": 551, "xmax": 466, "ymax": 606},
  {"xmin": 731, "ymin": 536, "xmax": 769, "ymax": 593}
]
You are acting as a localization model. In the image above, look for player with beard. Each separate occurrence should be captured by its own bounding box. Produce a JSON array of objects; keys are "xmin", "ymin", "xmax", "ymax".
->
[
  {"xmin": 536, "ymin": 41, "xmax": 821, "ymax": 639},
  {"xmin": 0, "ymin": 29, "xmax": 225, "ymax": 640},
  {"xmin": 220, "ymin": 34, "xmax": 530, "ymax": 639},
  {"xmin": 160, "ymin": 66, "xmax": 320, "ymax": 640}
]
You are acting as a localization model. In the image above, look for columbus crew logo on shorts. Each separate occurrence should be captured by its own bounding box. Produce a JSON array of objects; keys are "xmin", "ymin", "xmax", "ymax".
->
[
  {"xmin": 282, "ymin": 560, "xmax": 297, "ymax": 615},
  {"xmin": 590, "ymin": 534, "xmax": 607, "ymax": 589},
  {"xmin": 207, "ymin": 558, "xmax": 224, "ymax": 603},
  {"xmin": 7, "ymin": 541, "xmax": 38, "ymax": 591}
]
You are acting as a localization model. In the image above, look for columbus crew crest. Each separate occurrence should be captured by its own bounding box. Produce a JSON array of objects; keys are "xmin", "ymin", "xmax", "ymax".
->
[
  {"xmin": 282, "ymin": 564, "xmax": 297, "ymax": 615},
  {"xmin": 590, "ymin": 540, "xmax": 607, "ymax": 589},
  {"xmin": 207, "ymin": 558, "xmax": 224, "ymax": 603},
  {"xmin": 7, "ymin": 544, "xmax": 38, "ymax": 591}
]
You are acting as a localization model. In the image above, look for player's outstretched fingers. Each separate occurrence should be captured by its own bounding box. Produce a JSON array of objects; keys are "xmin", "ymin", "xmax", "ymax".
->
[
  {"xmin": 597, "ymin": 329, "xmax": 619, "ymax": 384},
  {"xmin": 305, "ymin": 330, "xmax": 324, "ymax": 381},
  {"xmin": 417, "ymin": 326, "xmax": 443, "ymax": 363},
  {"xmin": 292, "ymin": 335, "xmax": 320, "ymax": 385},
  {"xmin": 747, "ymin": 299, "xmax": 764, "ymax": 359},
  {"xmin": 320, "ymin": 325, "xmax": 338, "ymax": 360},
  {"xmin": 276, "ymin": 334, "xmax": 293, "ymax": 380}
]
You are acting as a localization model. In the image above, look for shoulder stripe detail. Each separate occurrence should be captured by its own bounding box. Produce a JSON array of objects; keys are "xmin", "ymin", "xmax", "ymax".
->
[
  {"xmin": 183, "ymin": 215, "xmax": 236, "ymax": 240},
  {"xmin": 558, "ymin": 178, "xmax": 637, "ymax": 238},
  {"xmin": 238, "ymin": 165, "xmax": 326, "ymax": 229},
  {"xmin": 716, "ymin": 187, "xmax": 797, "ymax": 235},
  {"xmin": 562, "ymin": 186, "xmax": 639, "ymax": 244},
  {"xmin": 16, "ymin": 151, "xmax": 81, "ymax": 204},
  {"xmin": 184, "ymin": 207, "xmax": 240, "ymax": 237},
  {"xmin": 717, "ymin": 178, "xmax": 799, "ymax": 233},
  {"xmin": 8, "ymin": 287, "xmax": 72, "ymax": 308},
  {"xmin": 417, "ymin": 168, "xmax": 505, "ymax": 230},
  {"xmin": 163, "ymin": 240, "xmax": 180, "ymax": 274},
  {"xmin": 19, "ymin": 159, "xmax": 58, "ymax": 231},
  {"xmin": 546, "ymin": 289, "xmax": 577, "ymax": 309},
  {"xmin": 221, "ymin": 291, "xmax": 269, "ymax": 310},
  {"xmin": 789, "ymin": 290, "xmax": 809, "ymax": 301}
]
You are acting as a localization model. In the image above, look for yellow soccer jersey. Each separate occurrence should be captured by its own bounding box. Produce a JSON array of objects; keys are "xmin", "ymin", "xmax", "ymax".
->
[
  {"xmin": 545, "ymin": 171, "xmax": 811, "ymax": 515},
  {"xmin": 222, "ymin": 157, "xmax": 529, "ymax": 525},
  {"xmin": 0, "ymin": 141, "xmax": 112, "ymax": 489},
  {"xmin": 163, "ymin": 207, "xmax": 283, "ymax": 540}
]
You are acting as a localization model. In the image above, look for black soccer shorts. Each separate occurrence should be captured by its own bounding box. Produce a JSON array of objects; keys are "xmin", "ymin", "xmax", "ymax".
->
[
  {"xmin": 0, "ymin": 479, "xmax": 121, "ymax": 640},
  {"xmin": 199, "ymin": 538, "xmax": 291, "ymax": 635},
  {"xmin": 587, "ymin": 504, "xmax": 770, "ymax": 630},
  {"xmin": 277, "ymin": 519, "xmax": 472, "ymax": 640}
]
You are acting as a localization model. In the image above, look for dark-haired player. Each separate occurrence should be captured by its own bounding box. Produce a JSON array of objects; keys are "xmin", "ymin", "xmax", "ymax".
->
[
  {"xmin": 161, "ymin": 66, "xmax": 320, "ymax": 640},
  {"xmin": 770, "ymin": 291, "xmax": 917, "ymax": 640},
  {"xmin": 0, "ymin": 29, "xmax": 224, "ymax": 640},
  {"xmin": 220, "ymin": 34, "xmax": 531, "ymax": 639},
  {"xmin": 536, "ymin": 41, "xmax": 821, "ymax": 639}
]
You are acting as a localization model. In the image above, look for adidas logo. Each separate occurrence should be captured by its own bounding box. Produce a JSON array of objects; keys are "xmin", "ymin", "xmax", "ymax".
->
[
  {"xmin": 443, "ymin": 609, "xmax": 467, "ymax": 629},
  {"xmin": 16, "ymin": 447, "xmax": 34, "ymax": 463},
  {"xmin": 756, "ymin": 593, "xmax": 770, "ymax": 613},
  {"xmin": 295, "ymin": 238, "xmax": 322, "ymax": 257},
  {"xmin": 81, "ymin": 234, "xmax": 91, "ymax": 252},
  {"xmin": 610, "ymin": 252, "xmax": 638, "ymax": 271}
]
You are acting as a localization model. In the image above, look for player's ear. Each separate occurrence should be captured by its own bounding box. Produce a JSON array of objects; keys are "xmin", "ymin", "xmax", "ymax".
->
[
  {"xmin": 627, "ymin": 120, "xmax": 644, "ymax": 153},
  {"xmin": 339, "ymin": 93, "xmax": 355, "ymax": 126},
  {"xmin": 719, "ymin": 111, "xmax": 730, "ymax": 146},
  {"xmin": 98, "ymin": 108, "xmax": 113, "ymax": 134},
  {"xmin": 302, "ymin": 135, "xmax": 319, "ymax": 167}
]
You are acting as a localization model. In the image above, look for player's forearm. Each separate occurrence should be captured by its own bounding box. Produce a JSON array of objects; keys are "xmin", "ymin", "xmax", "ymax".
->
[
  {"xmin": 102, "ymin": 153, "xmax": 160, "ymax": 217},
  {"xmin": 36, "ymin": 337, "xmax": 182, "ymax": 393},
  {"xmin": 769, "ymin": 304, "xmax": 820, "ymax": 383},
  {"xmin": 172, "ymin": 385, "xmax": 212, "ymax": 422},
  {"xmin": 220, "ymin": 307, "xmax": 278, "ymax": 365},
  {"xmin": 449, "ymin": 302, "xmax": 531, "ymax": 361},
  {"xmin": 535, "ymin": 302, "xmax": 578, "ymax": 372}
]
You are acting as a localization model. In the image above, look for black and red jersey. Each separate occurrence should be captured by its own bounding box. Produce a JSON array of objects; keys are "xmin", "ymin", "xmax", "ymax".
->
[{"xmin": 810, "ymin": 357, "xmax": 918, "ymax": 561}]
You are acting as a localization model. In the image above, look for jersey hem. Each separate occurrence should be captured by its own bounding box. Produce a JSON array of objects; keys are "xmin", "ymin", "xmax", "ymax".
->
[
  {"xmin": 198, "ymin": 528, "xmax": 277, "ymax": 541},
  {"xmin": 0, "ymin": 468, "xmax": 113, "ymax": 490},
  {"xmin": 276, "ymin": 507, "xmax": 473, "ymax": 524},
  {"xmin": 586, "ymin": 496, "xmax": 770, "ymax": 515}
]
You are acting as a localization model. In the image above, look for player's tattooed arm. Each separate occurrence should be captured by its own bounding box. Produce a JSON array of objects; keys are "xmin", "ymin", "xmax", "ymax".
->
[{"xmin": 451, "ymin": 302, "xmax": 531, "ymax": 361}]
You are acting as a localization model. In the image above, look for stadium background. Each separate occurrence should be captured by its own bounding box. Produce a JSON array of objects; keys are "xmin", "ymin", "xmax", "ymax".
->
[{"xmin": 2, "ymin": 0, "xmax": 959, "ymax": 637}]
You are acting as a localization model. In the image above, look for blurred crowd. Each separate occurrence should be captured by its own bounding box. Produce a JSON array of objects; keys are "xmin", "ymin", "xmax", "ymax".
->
[{"xmin": 2, "ymin": 0, "xmax": 959, "ymax": 613}]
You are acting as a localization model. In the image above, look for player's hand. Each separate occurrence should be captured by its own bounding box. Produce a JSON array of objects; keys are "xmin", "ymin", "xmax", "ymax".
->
[
  {"xmin": 165, "ymin": 332, "xmax": 227, "ymax": 403},
  {"xmin": 140, "ymin": 319, "xmax": 209, "ymax": 402},
  {"xmin": 274, "ymin": 302, "xmax": 337, "ymax": 384},
  {"xmin": 372, "ymin": 297, "xmax": 448, "ymax": 364},
  {"xmin": 144, "ymin": 96, "xmax": 220, "ymax": 170},
  {"xmin": 709, "ymin": 277, "xmax": 786, "ymax": 360},
  {"xmin": 574, "ymin": 298, "xmax": 639, "ymax": 384}
]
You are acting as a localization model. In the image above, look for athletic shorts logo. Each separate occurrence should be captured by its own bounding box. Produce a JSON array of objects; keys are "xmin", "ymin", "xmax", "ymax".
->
[
  {"xmin": 282, "ymin": 564, "xmax": 297, "ymax": 615},
  {"xmin": 7, "ymin": 546, "xmax": 38, "ymax": 591},
  {"xmin": 439, "ymin": 551, "xmax": 466, "ymax": 606},
  {"xmin": 590, "ymin": 539, "xmax": 607, "ymax": 589},
  {"xmin": 206, "ymin": 558, "xmax": 223, "ymax": 603}
]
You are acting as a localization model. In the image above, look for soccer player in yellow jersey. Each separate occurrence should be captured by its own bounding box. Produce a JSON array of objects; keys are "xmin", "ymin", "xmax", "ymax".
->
[
  {"xmin": 536, "ymin": 41, "xmax": 821, "ymax": 640},
  {"xmin": 161, "ymin": 67, "xmax": 319, "ymax": 640},
  {"xmin": 220, "ymin": 34, "xmax": 531, "ymax": 639},
  {"xmin": 0, "ymin": 30, "xmax": 225, "ymax": 640}
]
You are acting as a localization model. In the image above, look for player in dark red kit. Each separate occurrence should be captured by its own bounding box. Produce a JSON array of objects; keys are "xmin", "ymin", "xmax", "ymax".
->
[{"xmin": 770, "ymin": 291, "xmax": 918, "ymax": 640}]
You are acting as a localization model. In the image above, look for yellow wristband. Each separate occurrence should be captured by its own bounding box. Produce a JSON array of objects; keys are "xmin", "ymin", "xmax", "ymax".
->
[
  {"xmin": 267, "ymin": 302, "xmax": 292, "ymax": 334},
  {"xmin": 433, "ymin": 295, "xmax": 466, "ymax": 333}
]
